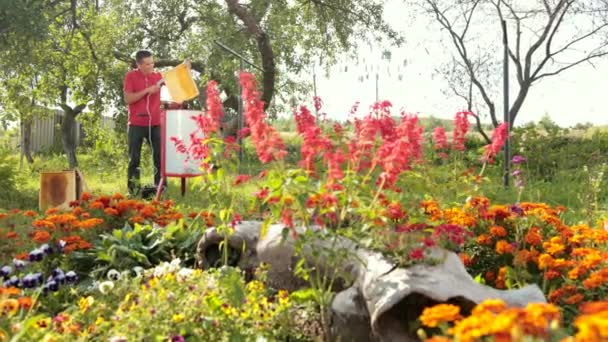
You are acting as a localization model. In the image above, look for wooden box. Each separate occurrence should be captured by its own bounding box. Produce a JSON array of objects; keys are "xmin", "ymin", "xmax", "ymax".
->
[{"xmin": 39, "ymin": 170, "xmax": 83, "ymax": 211}]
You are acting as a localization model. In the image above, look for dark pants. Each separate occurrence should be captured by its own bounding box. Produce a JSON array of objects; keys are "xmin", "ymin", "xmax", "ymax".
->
[{"xmin": 127, "ymin": 125, "xmax": 164, "ymax": 195}]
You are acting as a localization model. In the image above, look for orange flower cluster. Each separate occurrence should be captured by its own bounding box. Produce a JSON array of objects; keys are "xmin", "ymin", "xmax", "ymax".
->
[
  {"xmin": 0, "ymin": 287, "xmax": 34, "ymax": 317},
  {"xmin": 0, "ymin": 192, "xmax": 188, "ymax": 265},
  {"xmin": 420, "ymin": 304, "xmax": 462, "ymax": 327},
  {"xmin": 421, "ymin": 299, "xmax": 561, "ymax": 342},
  {"xmin": 421, "ymin": 196, "xmax": 608, "ymax": 321}
]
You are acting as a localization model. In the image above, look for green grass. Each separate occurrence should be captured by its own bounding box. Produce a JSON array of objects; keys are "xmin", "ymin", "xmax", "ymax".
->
[{"xmin": 3, "ymin": 140, "xmax": 608, "ymax": 228}]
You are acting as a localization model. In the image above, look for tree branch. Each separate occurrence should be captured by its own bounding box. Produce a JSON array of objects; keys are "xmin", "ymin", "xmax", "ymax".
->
[
  {"xmin": 112, "ymin": 51, "xmax": 206, "ymax": 73},
  {"xmin": 534, "ymin": 50, "xmax": 608, "ymax": 80},
  {"xmin": 425, "ymin": 0, "xmax": 497, "ymax": 126}
]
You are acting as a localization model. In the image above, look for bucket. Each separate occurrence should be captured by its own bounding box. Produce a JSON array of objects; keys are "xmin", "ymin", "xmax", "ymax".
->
[{"xmin": 162, "ymin": 63, "xmax": 199, "ymax": 103}]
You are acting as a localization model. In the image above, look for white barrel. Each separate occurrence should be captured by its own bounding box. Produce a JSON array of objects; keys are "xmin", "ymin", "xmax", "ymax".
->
[{"xmin": 163, "ymin": 109, "xmax": 205, "ymax": 176}]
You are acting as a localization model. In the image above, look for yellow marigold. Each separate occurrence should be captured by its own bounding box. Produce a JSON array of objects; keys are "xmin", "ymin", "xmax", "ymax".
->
[
  {"xmin": 538, "ymin": 254, "xmax": 555, "ymax": 270},
  {"xmin": 521, "ymin": 303, "xmax": 561, "ymax": 334},
  {"xmin": 447, "ymin": 311, "xmax": 497, "ymax": 342},
  {"xmin": 419, "ymin": 304, "xmax": 462, "ymax": 328},
  {"xmin": 421, "ymin": 200, "xmax": 442, "ymax": 220},
  {"xmin": 472, "ymin": 299, "xmax": 507, "ymax": 315},
  {"xmin": 573, "ymin": 312, "xmax": 608, "ymax": 341},
  {"xmin": 443, "ymin": 208, "xmax": 477, "ymax": 227},
  {"xmin": 543, "ymin": 237, "xmax": 566, "ymax": 256},
  {"xmin": 568, "ymin": 267, "xmax": 588, "ymax": 280}
]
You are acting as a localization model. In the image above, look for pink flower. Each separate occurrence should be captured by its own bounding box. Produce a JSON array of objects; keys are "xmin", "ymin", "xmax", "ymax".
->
[
  {"xmin": 409, "ymin": 248, "xmax": 425, "ymax": 260},
  {"xmin": 240, "ymin": 72, "xmax": 287, "ymax": 163},
  {"xmin": 233, "ymin": 174, "xmax": 251, "ymax": 185},
  {"xmin": 313, "ymin": 96, "xmax": 323, "ymax": 113},
  {"xmin": 481, "ymin": 123, "xmax": 508, "ymax": 163},
  {"xmin": 432, "ymin": 127, "xmax": 448, "ymax": 150},
  {"xmin": 452, "ymin": 111, "xmax": 471, "ymax": 151},
  {"xmin": 294, "ymin": 105, "xmax": 333, "ymax": 172}
]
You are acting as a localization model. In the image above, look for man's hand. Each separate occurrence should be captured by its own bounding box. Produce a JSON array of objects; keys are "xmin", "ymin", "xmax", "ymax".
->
[{"xmin": 147, "ymin": 84, "xmax": 161, "ymax": 94}]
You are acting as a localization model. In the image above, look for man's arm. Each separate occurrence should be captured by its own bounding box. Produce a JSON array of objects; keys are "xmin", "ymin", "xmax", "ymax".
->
[{"xmin": 124, "ymin": 85, "xmax": 160, "ymax": 105}]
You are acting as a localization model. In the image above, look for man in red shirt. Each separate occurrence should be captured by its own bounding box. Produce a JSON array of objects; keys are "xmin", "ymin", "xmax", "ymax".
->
[{"xmin": 123, "ymin": 50, "xmax": 165, "ymax": 196}]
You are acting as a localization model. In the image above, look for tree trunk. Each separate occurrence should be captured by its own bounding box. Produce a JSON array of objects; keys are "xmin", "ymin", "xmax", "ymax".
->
[
  {"xmin": 60, "ymin": 104, "xmax": 86, "ymax": 169},
  {"xmin": 21, "ymin": 119, "xmax": 34, "ymax": 164},
  {"xmin": 225, "ymin": 0, "xmax": 276, "ymax": 110},
  {"xmin": 62, "ymin": 111, "xmax": 78, "ymax": 169}
]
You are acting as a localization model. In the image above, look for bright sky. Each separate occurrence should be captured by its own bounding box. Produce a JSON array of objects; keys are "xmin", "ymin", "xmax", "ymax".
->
[{"xmin": 314, "ymin": 0, "xmax": 608, "ymax": 127}]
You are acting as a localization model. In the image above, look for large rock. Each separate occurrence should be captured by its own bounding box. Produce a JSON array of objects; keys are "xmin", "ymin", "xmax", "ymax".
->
[
  {"xmin": 356, "ymin": 248, "xmax": 546, "ymax": 341},
  {"xmin": 196, "ymin": 222, "xmax": 547, "ymax": 341}
]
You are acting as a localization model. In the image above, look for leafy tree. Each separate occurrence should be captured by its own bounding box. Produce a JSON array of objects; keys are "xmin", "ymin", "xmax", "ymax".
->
[{"xmin": 110, "ymin": 0, "xmax": 401, "ymax": 118}]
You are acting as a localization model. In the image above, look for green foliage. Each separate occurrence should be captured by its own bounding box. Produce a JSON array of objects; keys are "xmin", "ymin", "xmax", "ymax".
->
[
  {"xmin": 6, "ymin": 266, "xmax": 298, "ymax": 341},
  {"xmin": 70, "ymin": 220, "xmax": 205, "ymax": 279},
  {"xmin": 511, "ymin": 123, "xmax": 608, "ymax": 181}
]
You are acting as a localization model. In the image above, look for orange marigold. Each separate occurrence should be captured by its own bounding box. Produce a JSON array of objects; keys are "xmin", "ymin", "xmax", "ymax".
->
[
  {"xmin": 476, "ymin": 234, "xmax": 493, "ymax": 246},
  {"xmin": 0, "ymin": 287, "xmax": 21, "ymax": 296},
  {"xmin": 489, "ymin": 225, "xmax": 507, "ymax": 238},
  {"xmin": 111, "ymin": 193, "xmax": 125, "ymax": 200},
  {"xmin": 31, "ymin": 230, "xmax": 51, "ymax": 243},
  {"xmin": 495, "ymin": 240, "xmax": 514, "ymax": 255},
  {"xmin": 103, "ymin": 208, "xmax": 120, "ymax": 216},
  {"xmin": 419, "ymin": 304, "xmax": 462, "ymax": 327},
  {"xmin": 45, "ymin": 208, "xmax": 58, "ymax": 215},
  {"xmin": 22, "ymin": 210, "xmax": 37, "ymax": 217},
  {"xmin": 18, "ymin": 296, "xmax": 33, "ymax": 310},
  {"xmin": 77, "ymin": 218, "xmax": 104, "ymax": 229},
  {"xmin": 524, "ymin": 227, "xmax": 543, "ymax": 246},
  {"xmin": 89, "ymin": 201, "xmax": 105, "ymax": 210},
  {"xmin": 579, "ymin": 301, "xmax": 608, "ymax": 315},
  {"xmin": 32, "ymin": 219, "xmax": 55, "ymax": 230}
]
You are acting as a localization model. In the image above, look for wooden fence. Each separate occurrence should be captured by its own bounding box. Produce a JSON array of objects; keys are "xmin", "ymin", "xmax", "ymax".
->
[{"xmin": 28, "ymin": 112, "xmax": 115, "ymax": 152}]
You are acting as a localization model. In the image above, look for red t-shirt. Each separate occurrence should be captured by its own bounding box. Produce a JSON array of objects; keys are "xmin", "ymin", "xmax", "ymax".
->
[{"xmin": 123, "ymin": 69, "xmax": 164, "ymax": 126}]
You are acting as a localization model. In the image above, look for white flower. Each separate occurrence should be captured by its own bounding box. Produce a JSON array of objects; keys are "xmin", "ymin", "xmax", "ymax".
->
[
  {"xmin": 109, "ymin": 336, "xmax": 127, "ymax": 342},
  {"xmin": 169, "ymin": 258, "xmax": 181, "ymax": 272},
  {"xmin": 107, "ymin": 269, "xmax": 121, "ymax": 281},
  {"xmin": 98, "ymin": 280, "xmax": 115, "ymax": 294},
  {"xmin": 177, "ymin": 267, "xmax": 194, "ymax": 280},
  {"xmin": 153, "ymin": 262, "xmax": 170, "ymax": 278},
  {"xmin": 132, "ymin": 266, "xmax": 144, "ymax": 277}
]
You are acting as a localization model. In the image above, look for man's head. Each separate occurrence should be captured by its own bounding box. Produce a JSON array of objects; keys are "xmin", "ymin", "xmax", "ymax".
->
[{"xmin": 135, "ymin": 50, "xmax": 154, "ymax": 74}]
